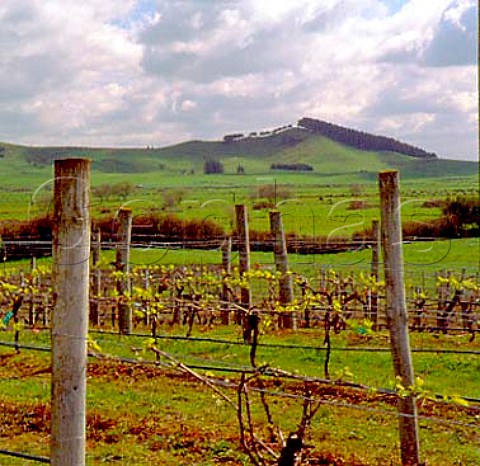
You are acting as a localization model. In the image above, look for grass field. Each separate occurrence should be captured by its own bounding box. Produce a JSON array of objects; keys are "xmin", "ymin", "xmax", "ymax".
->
[
  {"xmin": 7, "ymin": 237, "xmax": 478, "ymax": 279},
  {"xmin": 0, "ymin": 129, "xmax": 478, "ymax": 227},
  {"xmin": 0, "ymin": 326, "xmax": 479, "ymax": 465}
]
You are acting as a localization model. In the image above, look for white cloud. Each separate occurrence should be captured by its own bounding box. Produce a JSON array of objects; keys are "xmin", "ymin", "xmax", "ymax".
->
[{"xmin": 0, "ymin": 0, "xmax": 477, "ymax": 161}]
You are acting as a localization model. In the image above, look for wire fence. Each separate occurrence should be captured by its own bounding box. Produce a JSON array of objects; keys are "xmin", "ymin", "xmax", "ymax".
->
[
  {"xmin": 1, "ymin": 324, "xmax": 480, "ymax": 464},
  {"xmin": 1, "ymin": 245, "xmax": 479, "ymax": 463},
  {"xmin": 1, "ymin": 261, "xmax": 479, "ymax": 339}
]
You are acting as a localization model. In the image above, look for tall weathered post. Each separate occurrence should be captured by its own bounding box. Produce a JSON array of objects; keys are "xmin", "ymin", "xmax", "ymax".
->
[
  {"xmin": 379, "ymin": 170, "xmax": 420, "ymax": 466},
  {"xmin": 370, "ymin": 219, "xmax": 380, "ymax": 328},
  {"xmin": 269, "ymin": 210, "xmax": 295, "ymax": 329},
  {"xmin": 51, "ymin": 158, "xmax": 91, "ymax": 466},
  {"xmin": 235, "ymin": 205, "xmax": 251, "ymax": 318},
  {"xmin": 116, "ymin": 208, "xmax": 132, "ymax": 334}
]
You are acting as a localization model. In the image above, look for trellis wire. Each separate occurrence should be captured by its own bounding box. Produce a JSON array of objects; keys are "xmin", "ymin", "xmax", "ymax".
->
[
  {"xmin": 0, "ymin": 449, "xmax": 50, "ymax": 463},
  {"xmin": 5, "ymin": 327, "xmax": 480, "ymax": 356},
  {"xmin": 2, "ymin": 339, "xmax": 480, "ymax": 406}
]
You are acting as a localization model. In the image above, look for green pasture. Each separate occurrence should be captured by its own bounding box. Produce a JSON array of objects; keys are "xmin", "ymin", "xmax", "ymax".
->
[
  {"xmin": 0, "ymin": 132, "xmax": 477, "ymax": 228},
  {"xmin": 4, "ymin": 237, "xmax": 479, "ymax": 272},
  {"xmin": 4, "ymin": 169, "xmax": 477, "ymax": 239}
]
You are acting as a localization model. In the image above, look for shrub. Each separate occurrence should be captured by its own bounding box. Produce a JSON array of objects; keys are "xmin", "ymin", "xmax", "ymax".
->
[
  {"xmin": 203, "ymin": 159, "xmax": 224, "ymax": 174},
  {"xmin": 270, "ymin": 163, "xmax": 313, "ymax": 171},
  {"xmin": 255, "ymin": 184, "xmax": 291, "ymax": 203}
]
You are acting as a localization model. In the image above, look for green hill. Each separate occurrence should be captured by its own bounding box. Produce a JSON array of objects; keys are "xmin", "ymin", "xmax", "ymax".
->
[{"xmin": 0, "ymin": 123, "xmax": 477, "ymax": 187}]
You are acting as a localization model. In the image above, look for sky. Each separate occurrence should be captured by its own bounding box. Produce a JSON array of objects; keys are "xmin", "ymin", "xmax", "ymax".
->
[{"xmin": 0, "ymin": 0, "xmax": 477, "ymax": 160}]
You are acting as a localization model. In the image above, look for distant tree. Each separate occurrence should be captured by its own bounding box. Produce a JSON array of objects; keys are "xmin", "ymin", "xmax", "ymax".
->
[
  {"xmin": 204, "ymin": 159, "xmax": 224, "ymax": 174},
  {"xmin": 92, "ymin": 182, "xmax": 137, "ymax": 201},
  {"xmin": 350, "ymin": 183, "xmax": 364, "ymax": 198},
  {"xmin": 442, "ymin": 196, "xmax": 480, "ymax": 235},
  {"xmin": 270, "ymin": 163, "xmax": 313, "ymax": 171},
  {"xmin": 162, "ymin": 188, "xmax": 186, "ymax": 210},
  {"xmin": 298, "ymin": 117, "xmax": 437, "ymax": 159},
  {"xmin": 223, "ymin": 133, "xmax": 244, "ymax": 143},
  {"xmin": 255, "ymin": 184, "xmax": 291, "ymax": 203}
]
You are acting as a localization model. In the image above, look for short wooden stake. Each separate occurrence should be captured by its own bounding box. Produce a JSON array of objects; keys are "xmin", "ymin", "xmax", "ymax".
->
[
  {"xmin": 116, "ymin": 208, "xmax": 132, "ymax": 334},
  {"xmin": 370, "ymin": 219, "xmax": 380, "ymax": 328},
  {"xmin": 269, "ymin": 210, "xmax": 295, "ymax": 329},
  {"xmin": 29, "ymin": 256, "xmax": 37, "ymax": 326},
  {"xmin": 51, "ymin": 158, "xmax": 91, "ymax": 466},
  {"xmin": 379, "ymin": 170, "xmax": 420, "ymax": 466},
  {"xmin": 221, "ymin": 237, "xmax": 232, "ymax": 324},
  {"xmin": 90, "ymin": 228, "xmax": 101, "ymax": 326},
  {"xmin": 235, "ymin": 205, "xmax": 251, "ymax": 311}
]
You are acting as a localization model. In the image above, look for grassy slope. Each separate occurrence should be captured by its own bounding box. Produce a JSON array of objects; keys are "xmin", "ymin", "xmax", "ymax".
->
[
  {"xmin": 0, "ymin": 128, "xmax": 477, "ymax": 186},
  {"xmin": 0, "ymin": 131, "xmax": 476, "ymax": 224}
]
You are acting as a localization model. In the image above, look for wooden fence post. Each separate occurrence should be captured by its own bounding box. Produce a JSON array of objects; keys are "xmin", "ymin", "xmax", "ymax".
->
[
  {"xmin": 269, "ymin": 210, "xmax": 295, "ymax": 329},
  {"xmin": 221, "ymin": 236, "xmax": 232, "ymax": 325},
  {"xmin": 379, "ymin": 170, "xmax": 420, "ymax": 466},
  {"xmin": 51, "ymin": 158, "xmax": 91, "ymax": 466},
  {"xmin": 28, "ymin": 256, "xmax": 37, "ymax": 326},
  {"xmin": 144, "ymin": 268, "xmax": 150, "ymax": 326},
  {"xmin": 370, "ymin": 219, "xmax": 380, "ymax": 328},
  {"xmin": 91, "ymin": 228, "xmax": 101, "ymax": 266},
  {"xmin": 116, "ymin": 208, "xmax": 132, "ymax": 334},
  {"xmin": 235, "ymin": 205, "xmax": 251, "ymax": 317},
  {"xmin": 90, "ymin": 228, "xmax": 101, "ymax": 326}
]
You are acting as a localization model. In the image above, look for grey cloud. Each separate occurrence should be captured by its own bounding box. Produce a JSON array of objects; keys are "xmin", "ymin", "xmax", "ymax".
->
[
  {"xmin": 302, "ymin": 3, "xmax": 344, "ymax": 33},
  {"xmin": 378, "ymin": 48, "xmax": 419, "ymax": 65},
  {"xmin": 377, "ymin": 4, "xmax": 477, "ymax": 68},
  {"xmin": 400, "ymin": 111, "xmax": 478, "ymax": 160},
  {"xmin": 421, "ymin": 5, "xmax": 477, "ymax": 67},
  {"xmin": 302, "ymin": 0, "xmax": 370, "ymax": 33},
  {"xmin": 142, "ymin": 33, "xmax": 295, "ymax": 83},
  {"xmin": 0, "ymin": 52, "xmax": 73, "ymax": 103},
  {"xmin": 364, "ymin": 88, "xmax": 446, "ymax": 117},
  {"xmin": 141, "ymin": 2, "xmax": 306, "ymax": 82},
  {"xmin": 0, "ymin": 108, "xmax": 43, "ymax": 140},
  {"xmin": 141, "ymin": 1, "xmax": 234, "ymax": 45},
  {"xmin": 0, "ymin": 4, "xmax": 76, "ymax": 103}
]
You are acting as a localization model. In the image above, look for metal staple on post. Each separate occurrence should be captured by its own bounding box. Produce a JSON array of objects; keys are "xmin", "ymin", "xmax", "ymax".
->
[{"xmin": 51, "ymin": 158, "xmax": 91, "ymax": 466}]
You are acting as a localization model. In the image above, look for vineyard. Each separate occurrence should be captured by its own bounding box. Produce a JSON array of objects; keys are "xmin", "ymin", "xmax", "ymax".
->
[
  {"xmin": 0, "ymin": 161, "xmax": 479, "ymax": 465},
  {"xmin": 1, "ymin": 242, "xmax": 480, "ymax": 464},
  {"xmin": 1, "ymin": 260, "xmax": 479, "ymax": 340}
]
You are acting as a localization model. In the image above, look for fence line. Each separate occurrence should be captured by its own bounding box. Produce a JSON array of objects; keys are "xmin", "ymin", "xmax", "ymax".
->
[
  {"xmin": 1, "ymin": 334, "xmax": 479, "ymax": 465},
  {"xmin": 88, "ymin": 329, "xmax": 480, "ymax": 354},
  {"xmin": 5, "ymin": 327, "xmax": 480, "ymax": 355}
]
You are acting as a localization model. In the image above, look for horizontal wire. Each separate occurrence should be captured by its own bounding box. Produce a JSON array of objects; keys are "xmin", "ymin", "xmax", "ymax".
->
[
  {"xmin": 2, "ymin": 339, "xmax": 479, "ymax": 406},
  {"xmin": 86, "ymin": 351, "xmax": 480, "ymax": 430},
  {"xmin": 88, "ymin": 329, "xmax": 480, "ymax": 355},
  {"xmin": 6, "ymin": 326, "xmax": 480, "ymax": 355},
  {"xmin": 0, "ymin": 449, "xmax": 50, "ymax": 463}
]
